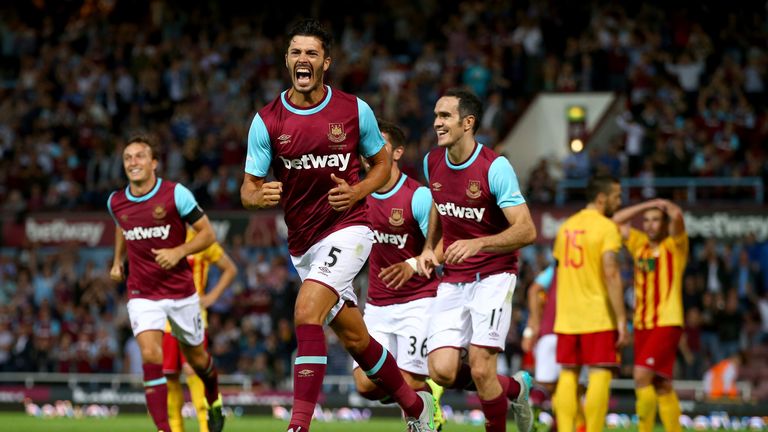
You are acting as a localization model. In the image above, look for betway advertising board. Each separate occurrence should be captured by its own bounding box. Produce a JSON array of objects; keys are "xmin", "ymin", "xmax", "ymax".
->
[{"xmin": 1, "ymin": 208, "xmax": 767, "ymax": 247}]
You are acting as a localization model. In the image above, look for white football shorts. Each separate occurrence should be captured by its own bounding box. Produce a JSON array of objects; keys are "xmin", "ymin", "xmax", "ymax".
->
[
  {"xmin": 291, "ymin": 225, "xmax": 373, "ymax": 325},
  {"xmin": 534, "ymin": 333, "xmax": 561, "ymax": 383},
  {"xmin": 127, "ymin": 293, "xmax": 204, "ymax": 346},
  {"xmin": 353, "ymin": 296, "xmax": 434, "ymax": 376},
  {"xmin": 427, "ymin": 273, "xmax": 517, "ymax": 353}
]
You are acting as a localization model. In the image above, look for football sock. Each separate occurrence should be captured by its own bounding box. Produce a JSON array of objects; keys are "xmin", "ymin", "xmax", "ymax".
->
[
  {"xmin": 187, "ymin": 373, "xmax": 210, "ymax": 432},
  {"xmin": 190, "ymin": 354, "xmax": 220, "ymax": 406},
  {"xmin": 350, "ymin": 336, "xmax": 424, "ymax": 418},
  {"xmin": 584, "ymin": 369, "xmax": 612, "ymax": 432},
  {"xmin": 143, "ymin": 363, "xmax": 171, "ymax": 432},
  {"xmin": 636, "ymin": 385, "xmax": 657, "ymax": 432},
  {"xmin": 658, "ymin": 391, "xmax": 682, "ymax": 432},
  {"xmin": 358, "ymin": 387, "xmax": 389, "ymax": 401},
  {"xmin": 553, "ymin": 369, "xmax": 579, "ymax": 432},
  {"xmin": 498, "ymin": 373, "xmax": 522, "ymax": 400},
  {"xmin": 480, "ymin": 392, "xmax": 509, "ymax": 432},
  {"xmin": 166, "ymin": 377, "xmax": 184, "ymax": 432},
  {"xmin": 288, "ymin": 324, "xmax": 327, "ymax": 431}
]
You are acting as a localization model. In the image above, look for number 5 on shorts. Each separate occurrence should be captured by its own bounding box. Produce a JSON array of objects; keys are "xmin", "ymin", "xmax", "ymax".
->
[{"xmin": 325, "ymin": 246, "xmax": 341, "ymax": 267}]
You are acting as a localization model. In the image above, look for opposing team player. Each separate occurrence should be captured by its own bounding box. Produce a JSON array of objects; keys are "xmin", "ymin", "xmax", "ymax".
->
[
  {"xmin": 552, "ymin": 175, "xmax": 628, "ymax": 432},
  {"xmin": 165, "ymin": 228, "xmax": 237, "ymax": 432},
  {"xmin": 613, "ymin": 199, "xmax": 687, "ymax": 432},
  {"xmin": 108, "ymin": 136, "xmax": 224, "ymax": 432},
  {"xmin": 417, "ymin": 88, "xmax": 536, "ymax": 432},
  {"xmin": 241, "ymin": 19, "xmax": 435, "ymax": 432},
  {"xmin": 352, "ymin": 120, "xmax": 445, "ymax": 429}
]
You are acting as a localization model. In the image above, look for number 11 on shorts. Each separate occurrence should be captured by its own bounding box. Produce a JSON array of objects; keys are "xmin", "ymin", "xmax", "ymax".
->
[{"xmin": 490, "ymin": 307, "xmax": 503, "ymax": 329}]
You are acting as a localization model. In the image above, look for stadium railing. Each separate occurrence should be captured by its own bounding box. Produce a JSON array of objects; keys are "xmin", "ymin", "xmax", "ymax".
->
[{"xmin": 554, "ymin": 177, "xmax": 764, "ymax": 205}]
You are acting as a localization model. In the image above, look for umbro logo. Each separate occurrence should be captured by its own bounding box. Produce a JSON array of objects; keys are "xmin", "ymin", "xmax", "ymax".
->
[
  {"xmin": 297, "ymin": 369, "xmax": 314, "ymax": 378},
  {"xmin": 432, "ymin": 182, "xmax": 442, "ymax": 191},
  {"xmin": 278, "ymin": 134, "xmax": 292, "ymax": 145}
]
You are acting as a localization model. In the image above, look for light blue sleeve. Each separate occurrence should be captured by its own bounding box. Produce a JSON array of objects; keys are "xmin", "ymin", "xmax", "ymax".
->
[
  {"xmin": 245, "ymin": 113, "xmax": 272, "ymax": 177},
  {"xmin": 488, "ymin": 156, "xmax": 525, "ymax": 208},
  {"xmin": 410, "ymin": 186, "xmax": 433, "ymax": 237},
  {"xmin": 357, "ymin": 98, "xmax": 385, "ymax": 158},
  {"xmin": 174, "ymin": 184, "xmax": 200, "ymax": 218},
  {"xmin": 106, "ymin": 191, "xmax": 118, "ymax": 225},
  {"xmin": 534, "ymin": 265, "xmax": 555, "ymax": 291},
  {"xmin": 422, "ymin": 154, "xmax": 429, "ymax": 183}
]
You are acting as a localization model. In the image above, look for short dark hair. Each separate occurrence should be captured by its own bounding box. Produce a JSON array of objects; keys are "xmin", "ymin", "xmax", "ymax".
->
[
  {"xmin": 287, "ymin": 18, "xmax": 333, "ymax": 58},
  {"xmin": 377, "ymin": 118, "xmax": 406, "ymax": 149},
  {"xmin": 125, "ymin": 135, "xmax": 160, "ymax": 160},
  {"xmin": 586, "ymin": 175, "xmax": 619, "ymax": 202},
  {"xmin": 443, "ymin": 87, "xmax": 483, "ymax": 133}
]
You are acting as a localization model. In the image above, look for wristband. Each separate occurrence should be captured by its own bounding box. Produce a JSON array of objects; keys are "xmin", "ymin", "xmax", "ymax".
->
[
  {"xmin": 522, "ymin": 327, "xmax": 534, "ymax": 338},
  {"xmin": 405, "ymin": 257, "xmax": 419, "ymax": 273}
]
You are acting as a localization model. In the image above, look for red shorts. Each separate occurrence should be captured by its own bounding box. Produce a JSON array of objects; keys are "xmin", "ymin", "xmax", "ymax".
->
[
  {"xmin": 162, "ymin": 331, "xmax": 208, "ymax": 374},
  {"xmin": 556, "ymin": 330, "xmax": 619, "ymax": 367},
  {"xmin": 634, "ymin": 326, "xmax": 683, "ymax": 378}
]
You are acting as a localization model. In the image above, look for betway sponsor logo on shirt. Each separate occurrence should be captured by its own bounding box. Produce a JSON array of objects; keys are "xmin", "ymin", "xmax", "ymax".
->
[
  {"xmin": 279, "ymin": 153, "xmax": 350, "ymax": 171},
  {"xmin": 436, "ymin": 202, "xmax": 485, "ymax": 221},
  {"xmin": 122, "ymin": 225, "xmax": 171, "ymax": 241},
  {"xmin": 373, "ymin": 230, "xmax": 408, "ymax": 249}
]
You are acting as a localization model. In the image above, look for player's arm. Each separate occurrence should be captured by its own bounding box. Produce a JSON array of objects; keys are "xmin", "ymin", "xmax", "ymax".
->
[
  {"xmin": 241, "ymin": 113, "xmax": 282, "ymax": 209},
  {"xmin": 200, "ymin": 249, "xmax": 238, "ymax": 308},
  {"xmin": 329, "ymin": 147, "xmax": 390, "ymax": 211},
  {"xmin": 603, "ymin": 250, "xmax": 629, "ymax": 348},
  {"xmin": 110, "ymin": 227, "xmax": 126, "ymax": 282},
  {"xmin": 241, "ymin": 173, "xmax": 282, "ymax": 209},
  {"xmin": 444, "ymin": 157, "xmax": 536, "ymax": 264},
  {"xmin": 658, "ymin": 199, "xmax": 685, "ymax": 237},
  {"xmin": 522, "ymin": 281, "xmax": 545, "ymax": 353},
  {"xmin": 611, "ymin": 198, "xmax": 667, "ymax": 240},
  {"xmin": 417, "ymin": 203, "xmax": 443, "ymax": 277},
  {"xmin": 153, "ymin": 185, "xmax": 215, "ymax": 269}
]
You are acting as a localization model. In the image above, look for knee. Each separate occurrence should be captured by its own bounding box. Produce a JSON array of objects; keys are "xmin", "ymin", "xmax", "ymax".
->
[
  {"xmin": 140, "ymin": 345, "xmax": 163, "ymax": 364},
  {"xmin": 468, "ymin": 361, "xmax": 494, "ymax": 385},
  {"xmin": 428, "ymin": 362, "xmax": 457, "ymax": 388},
  {"xmin": 294, "ymin": 302, "xmax": 323, "ymax": 325},
  {"xmin": 184, "ymin": 347, "xmax": 209, "ymax": 370}
]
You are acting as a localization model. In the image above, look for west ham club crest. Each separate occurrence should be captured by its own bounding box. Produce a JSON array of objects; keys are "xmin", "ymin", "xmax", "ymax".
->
[
  {"xmin": 327, "ymin": 123, "xmax": 347, "ymax": 143},
  {"xmin": 466, "ymin": 180, "xmax": 482, "ymax": 199},
  {"xmin": 389, "ymin": 208, "xmax": 405, "ymax": 227}
]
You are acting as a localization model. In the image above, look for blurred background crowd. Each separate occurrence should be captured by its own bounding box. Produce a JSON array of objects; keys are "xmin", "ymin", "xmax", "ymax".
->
[{"xmin": 1, "ymin": 0, "xmax": 767, "ymax": 400}]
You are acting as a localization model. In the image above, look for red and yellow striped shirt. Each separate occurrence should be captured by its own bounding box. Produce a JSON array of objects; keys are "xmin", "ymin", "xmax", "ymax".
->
[{"xmin": 626, "ymin": 228, "xmax": 688, "ymax": 329}]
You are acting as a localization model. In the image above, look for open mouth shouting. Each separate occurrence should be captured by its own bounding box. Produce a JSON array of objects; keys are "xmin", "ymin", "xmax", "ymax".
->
[{"xmin": 295, "ymin": 64, "xmax": 313, "ymax": 87}]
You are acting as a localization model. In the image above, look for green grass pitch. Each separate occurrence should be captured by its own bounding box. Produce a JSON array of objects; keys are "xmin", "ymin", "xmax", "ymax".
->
[{"xmin": 0, "ymin": 412, "xmax": 651, "ymax": 431}]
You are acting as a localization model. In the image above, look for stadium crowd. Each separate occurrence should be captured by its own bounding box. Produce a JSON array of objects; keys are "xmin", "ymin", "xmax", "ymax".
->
[{"xmin": 0, "ymin": 0, "xmax": 768, "ymax": 400}]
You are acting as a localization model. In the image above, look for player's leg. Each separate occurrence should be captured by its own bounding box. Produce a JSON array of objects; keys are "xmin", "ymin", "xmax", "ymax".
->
[
  {"xmin": 554, "ymin": 331, "xmax": 582, "ymax": 432},
  {"xmin": 172, "ymin": 295, "xmax": 222, "ymax": 432},
  {"xmin": 330, "ymin": 305, "xmax": 430, "ymax": 423},
  {"xmin": 128, "ymin": 298, "xmax": 172, "ymax": 432},
  {"xmin": 162, "ymin": 332, "xmax": 185, "ymax": 432},
  {"xmin": 650, "ymin": 327, "xmax": 683, "ymax": 432},
  {"xmin": 634, "ymin": 328, "xmax": 657, "ymax": 432},
  {"xmin": 182, "ymin": 362, "xmax": 210, "ymax": 432},
  {"xmin": 468, "ymin": 273, "xmax": 531, "ymax": 432},
  {"xmin": 532, "ymin": 334, "xmax": 560, "ymax": 408},
  {"xmin": 655, "ymin": 376, "xmax": 681, "ymax": 432},
  {"xmin": 353, "ymin": 326, "xmax": 395, "ymax": 401},
  {"xmin": 581, "ymin": 331, "xmax": 618, "ymax": 432}
]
